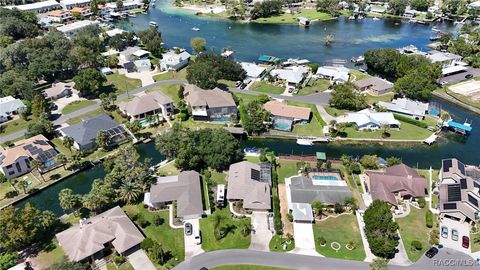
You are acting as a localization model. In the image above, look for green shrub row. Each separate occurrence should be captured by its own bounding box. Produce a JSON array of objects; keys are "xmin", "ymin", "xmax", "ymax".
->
[{"xmin": 394, "ymin": 114, "xmax": 428, "ymax": 128}]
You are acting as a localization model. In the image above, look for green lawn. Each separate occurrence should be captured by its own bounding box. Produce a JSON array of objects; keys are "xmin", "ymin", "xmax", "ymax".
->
[
  {"xmin": 218, "ymin": 79, "xmax": 237, "ymax": 87},
  {"xmin": 313, "ymin": 214, "xmax": 366, "ymax": 261},
  {"xmin": 250, "ymin": 81, "xmax": 284, "ymax": 95},
  {"xmin": 66, "ymin": 108, "xmax": 103, "ymax": 125},
  {"xmin": 146, "ymin": 84, "xmax": 182, "ymax": 104},
  {"xmin": 232, "ymin": 92, "xmax": 260, "ymax": 104},
  {"xmin": 276, "ymin": 159, "xmax": 315, "ymax": 183},
  {"xmin": 50, "ymin": 138, "xmax": 73, "ymax": 157},
  {"xmin": 244, "ymin": 156, "xmax": 260, "ymax": 164},
  {"xmin": 199, "ymin": 207, "xmax": 251, "ymax": 251},
  {"xmin": 269, "ymin": 234, "xmax": 295, "ymax": 252},
  {"xmin": 0, "ymin": 181, "xmax": 14, "ymax": 200},
  {"xmin": 62, "ymin": 100, "xmax": 97, "ymax": 114},
  {"xmin": 0, "ymin": 116, "xmax": 32, "ymax": 136},
  {"xmin": 349, "ymin": 69, "xmax": 371, "ymax": 81},
  {"xmin": 105, "ymin": 73, "xmax": 142, "ymax": 94},
  {"xmin": 471, "ymin": 230, "xmax": 480, "ymax": 253},
  {"xmin": 298, "ymin": 79, "xmax": 330, "ymax": 96},
  {"xmin": 396, "ymin": 207, "xmax": 432, "ymax": 262},
  {"xmin": 212, "ymin": 266, "xmax": 292, "ymax": 270},
  {"xmin": 324, "ymin": 106, "xmax": 351, "ymax": 117},
  {"xmin": 211, "ymin": 171, "xmax": 226, "ymax": 185},
  {"xmin": 106, "ymin": 263, "xmax": 134, "ymax": 270},
  {"xmin": 158, "ymin": 162, "xmax": 180, "ymax": 176},
  {"xmin": 365, "ymin": 93, "xmax": 395, "ymax": 104},
  {"xmin": 254, "ymin": 9, "xmax": 334, "ymax": 24},
  {"xmin": 343, "ymin": 121, "xmax": 433, "ymax": 140},
  {"xmin": 123, "ymin": 204, "xmax": 184, "ymax": 268},
  {"xmin": 178, "ymin": 119, "xmax": 228, "ymax": 129},
  {"xmin": 33, "ymin": 241, "xmax": 65, "ymax": 270},
  {"xmin": 153, "ymin": 68, "xmax": 187, "ymax": 81}
]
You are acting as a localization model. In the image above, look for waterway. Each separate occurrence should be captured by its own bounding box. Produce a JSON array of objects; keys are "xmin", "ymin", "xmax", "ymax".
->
[
  {"xmin": 115, "ymin": 0, "xmax": 459, "ymax": 65},
  {"xmin": 15, "ymin": 4, "xmax": 479, "ymax": 215}
]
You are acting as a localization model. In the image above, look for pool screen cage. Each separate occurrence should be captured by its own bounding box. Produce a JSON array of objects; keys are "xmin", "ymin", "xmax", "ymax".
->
[{"xmin": 273, "ymin": 117, "xmax": 293, "ymax": 131}]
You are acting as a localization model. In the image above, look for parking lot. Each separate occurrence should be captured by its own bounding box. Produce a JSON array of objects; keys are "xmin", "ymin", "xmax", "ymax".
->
[
  {"xmin": 439, "ymin": 218, "xmax": 471, "ymax": 254},
  {"xmin": 441, "ymin": 68, "xmax": 480, "ymax": 84}
]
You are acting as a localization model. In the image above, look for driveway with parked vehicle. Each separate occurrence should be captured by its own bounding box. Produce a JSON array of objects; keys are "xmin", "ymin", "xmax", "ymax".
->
[
  {"xmin": 439, "ymin": 218, "xmax": 471, "ymax": 254},
  {"xmin": 184, "ymin": 218, "xmax": 204, "ymax": 259}
]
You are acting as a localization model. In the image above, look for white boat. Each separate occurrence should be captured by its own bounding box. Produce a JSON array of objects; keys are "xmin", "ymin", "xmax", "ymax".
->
[
  {"xmin": 296, "ymin": 138, "xmax": 314, "ymax": 146},
  {"xmin": 192, "ymin": 27, "xmax": 200, "ymax": 31},
  {"xmin": 149, "ymin": 21, "xmax": 158, "ymax": 27},
  {"xmin": 372, "ymin": 17, "xmax": 380, "ymax": 21}
]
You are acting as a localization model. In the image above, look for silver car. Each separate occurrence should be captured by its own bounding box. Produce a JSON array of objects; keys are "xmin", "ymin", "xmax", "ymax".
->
[
  {"xmin": 441, "ymin": 226, "xmax": 448, "ymax": 238},
  {"xmin": 451, "ymin": 229, "xmax": 459, "ymax": 241}
]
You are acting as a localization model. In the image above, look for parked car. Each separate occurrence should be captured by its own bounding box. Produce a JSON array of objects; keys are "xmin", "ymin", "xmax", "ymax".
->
[
  {"xmin": 465, "ymin": 74, "xmax": 474, "ymax": 79},
  {"xmin": 194, "ymin": 233, "xmax": 202, "ymax": 245},
  {"xmin": 425, "ymin": 246, "xmax": 439, "ymax": 258},
  {"xmin": 462, "ymin": 236, "xmax": 470, "ymax": 249},
  {"xmin": 441, "ymin": 226, "xmax": 448, "ymax": 238},
  {"xmin": 452, "ymin": 229, "xmax": 459, "ymax": 241},
  {"xmin": 184, "ymin": 222, "xmax": 192, "ymax": 236}
]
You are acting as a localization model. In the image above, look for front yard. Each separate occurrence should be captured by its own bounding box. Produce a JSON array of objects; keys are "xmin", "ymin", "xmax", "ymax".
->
[
  {"xmin": 253, "ymin": 9, "xmax": 334, "ymax": 24},
  {"xmin": 199, "ymin": 207, "xmax": 251, "ymax": 251},
  {"xmin": 269, "ymin": 234, "xmax": 295, "ymax": 252},
  {"xmin": 313, "ymin": 214, "xmax": 366, "ymax": 261},
  {"xmin": 250, "ymin": 81, "xmax": 285, "ymax": 95},
  {"xmin": 153, "ymin": 68, "xmax": 187, "ymax": 82},
  {"xmin": 0, "ymin": 116, "xmax": 32, "ymax": 137},
  {"xmin": 297, "ymin": 79, "xmax": 330, "ymax": 96},
  {"xmin": 396, "ymin": 207, "xmax": 436, "ymax": 262},
  {"xmin": 62, "ymin": 100, "xmax": 97, "ymax": 114},
  {"xmin": 105, "ymin": 73, "xmax": 142, "ymax": 94},
  {"xmin": 123, "ymin": 203, "xmax": 185, "ymax": 268}
]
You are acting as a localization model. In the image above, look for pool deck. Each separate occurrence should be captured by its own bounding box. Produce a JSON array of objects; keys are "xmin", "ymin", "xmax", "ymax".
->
[{"xmin": 308, "ymin": 172, "xmax": 348, "ymax": 186}]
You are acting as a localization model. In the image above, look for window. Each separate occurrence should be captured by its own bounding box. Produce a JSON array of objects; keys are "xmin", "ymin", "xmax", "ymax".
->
[
  {"xmin": 468, "ymin": 195, "xmax": 479, "ymax": 207},
  {"xmin": 460, "ymin": 179, "xmax": 467, "ymax": 189},
  {"xmin": 6, "ymin": 164, "xmax": 12, "ymax": 169},
  {"xmin": 443, "ymin": 203, "xmax": 457, "ymax": 210},
  {"xmin": 8, "ymin": 171, "xmax": 15, "ymax": 175},
  {"xmin": 15, "ymin": 162, "xmax": 21, "ymax": 173}
]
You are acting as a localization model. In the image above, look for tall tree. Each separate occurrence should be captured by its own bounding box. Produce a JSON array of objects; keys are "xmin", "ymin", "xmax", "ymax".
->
[
  {"xmin": 58, "ymin": 188, "xmax": 82, "ymax": 213},
  {"xmin": 118, "ymin": 181, "xmax": 142, "ymax": 204},
  {"xmin": 56, "ymin": 153, "xmax": 68, "ymax": 170},
  {"xmin": 329, "ymin": 82, "xmax": 367, "ymax": 111},
  {"xmin": 96, "ymin": 130, "xmax": 111, "ymax": 150},
  {"xmin": 62, "ymin": 136, "xmax": 75, "ymax": 154},
  {"xmin": 364, "ymin": 200, "xmax": 399, "ymax": 258},
  {"xmin": 73, "ymin": 68, "xmax": 106, "ymax": 97},
  {"xmin": 190, "ymin": 37, "xmax": 206, "ymax": 54},
  {"xmin": 137, "ymin": 27, "xmax": 163, "ymax": 57}
]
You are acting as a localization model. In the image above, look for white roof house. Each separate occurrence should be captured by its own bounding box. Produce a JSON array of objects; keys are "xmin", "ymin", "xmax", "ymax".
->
[
  {"xmin": 56, "ymin": 20, "xmax": 99, "ymax": 37},
  {"xmin": 59, "ymin": 0, "xmax": 91, "ymax": 9},
  {"xmin": 426, "ymin": 50, "xmax": 463, "ymax": 68},
  {"xmin": 346, "ymin": 109, "xmax": 400, "ymax": 130},
  {"xmin": 316, "ymin": 66, "xmax": 350, "ymax": 83},
  {"xmin": 0, "ymin": 96, "xmax": 26, "ymax": 122},
  {"xmin": 133, "ymin": 59, "xmax": 151, "ymax": 73},
  {"xmin": 271, "ymin": 66, "xmax": 309, "ymax": 85},
  {"xmin": 378, "ymin": 98, "xmax": 429, "ymax": 120},
  {"xmin": 7, "ymin": 0, "xmax": 60, "ymax": 13},
  {"xmin": 160, "ymin": 50, "xmax": 191, "ymax": 71},
  {"xmin": 105, "ymin": 28, "xmax": 125, "ymax": 37},
  {"xmin": 241, "ymin": 62, "xmax": 266, "ymax": 79}
]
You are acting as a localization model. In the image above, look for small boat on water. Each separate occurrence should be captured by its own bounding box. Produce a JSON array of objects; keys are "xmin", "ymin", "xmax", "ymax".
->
[
  {"xmin": 128, "ymin": 13, "xmax": 136, "ymax": 17},
  {"xmin": 149, "ymin": 21, "xmax": 158, "ymax": 27},
  {"xmin": 243, "ymin": 148, "xmax": 260, "ymax": 156},
  {"xmin": 372, "ymin": 17, "xmax": 380, "ymax": 21},
  {"xmin": 191, "ymin": 27, "xmax": 200, "ymax": 31},
  {"xmin": 351, "ymin": 55, "xmax": 364, "ymax": 63},
  {"xmin": 432, "ymin": 27, "xmax": 441, "ymax": 32},
  {"xmin": 296, "ymin": 138, "xmax": 314, "ymax": 146},
  {"xmin": 429, "ymin": 34, "xmax": 441, "ymax": 41}
]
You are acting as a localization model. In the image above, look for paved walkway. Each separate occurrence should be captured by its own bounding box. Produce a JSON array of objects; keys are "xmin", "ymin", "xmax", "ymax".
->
[
  {"xmin": 249, "ymin": 211, "xmax": 273, "ymax": 251},
  {"xmin": 127, "ymin": 248, "xmax": 156, "ymax": 270},
  {"xmin": 316, "ymin": 105, "xmax": 336, "ymax": 123},
  {"xmin": 355, "ymin": 210, "xmax": 376, "ymax": 262},
  {"xmin": 229, "ymin": 88, "xmax": 331, "ymax": 105}
]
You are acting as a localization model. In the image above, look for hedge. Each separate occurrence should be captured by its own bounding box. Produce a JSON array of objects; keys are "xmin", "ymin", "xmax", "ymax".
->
[
  {"xmin": 394, "ymin": 114, "xmax": 428, "ymax": 128},
  {"xmin": 426, "ymin": 210, "xmax": 433, "ymax": 228}
]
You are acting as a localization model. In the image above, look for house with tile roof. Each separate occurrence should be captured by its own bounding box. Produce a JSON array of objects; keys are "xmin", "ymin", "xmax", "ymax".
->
[
  {"xmin": 353, "ymin": 77, "xmax": 393, "ymax": 96},
  {"xmin": 226, "ymin": 161, "xmax": 271, "ymax": 211},
  {"xmin": 0, "ymin": 135, "xmax": 59, "ymax": 179},
  {"xmin": 56, "ymin": 206, "xmax": 144, "ymax": 262},
  {"xmin": 263, "ymin": 100, "xmax": 311, "ymax": 131},
  {"xmin": 119, "ymin": 92, "xmax": 174, "ymax": 123},
  {"xmin": 59, "ymin": 114, "xmax": 129, "ymax": 150},
  {"xmin": 44, "ymin": 82, "xmax": 74, "ymax": 100},
  {"xmin": 366, "ymin": 163, "xmax": 427, "ymax": 207},
  {"xmin": 184, "ymin": 84, "xmax": 238, "ymax": 122},
  {"xmin": 144, "ymin": 171, "xmax": 204, "ymax": 220}
]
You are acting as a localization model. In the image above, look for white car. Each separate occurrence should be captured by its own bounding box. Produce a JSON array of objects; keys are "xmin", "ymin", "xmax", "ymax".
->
[{"xmin": 194, "ymin": 233, "xmax": 202, "ymax": 245}]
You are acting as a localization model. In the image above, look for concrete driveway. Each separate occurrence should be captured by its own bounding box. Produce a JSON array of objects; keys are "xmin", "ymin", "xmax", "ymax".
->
[
  {"xmin": 290, "ymin": 222, "xmax": 319, "ymax": 256},
  {"xmin": 184, "ymin": 218, "xmax": 204, "ymax": 258},
  {"xmin": 126, "ymin": 248, "xmax": 156, "ymax": 270},
  {"xmin": 440, "ymin": 218, "xmax": 471, "ymax": 254},
  {"xmin": 249, "ymin": 211, "xmax": 273, "ymax": 251}
]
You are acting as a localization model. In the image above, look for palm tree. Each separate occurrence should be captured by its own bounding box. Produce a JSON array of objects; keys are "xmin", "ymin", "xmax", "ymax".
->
[
  {"xmin": 56, "ymin": 153, "xmax": 68, "ymax": 170},
  {"xmin": 18, "ymin": 180, "xmax": 29, "ymax": 194},
  {"xmin": 118, "ymin": 181, "xmax": 142, "ymax": 204},
  {"xmin": 30, "ymin": 159, "xmax": 44, "ymax": 182},
  {"xmin": 311, "ymin": 201, "xmax": 326, "ymax": 218},
  {"xmin": 62, "ymin": 136, "xmax": 74, "ymax": 154}
]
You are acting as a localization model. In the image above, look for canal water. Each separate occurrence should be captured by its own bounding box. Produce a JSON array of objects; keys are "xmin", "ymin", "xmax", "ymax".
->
[
  {"xmin": 115, "ymin": 0, "xmax": 458, "ymax": 65},
  {"xmin": 16, "ymin": 3, "xmax": 477, "ymax": 215}
]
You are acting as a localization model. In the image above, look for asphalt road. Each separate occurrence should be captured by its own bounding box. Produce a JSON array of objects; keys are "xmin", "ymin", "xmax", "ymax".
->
[
  {"xmin": 0, "ymin": 79, "xmax": 187, "ymax": 144},
  {"xmin": 229, "ymin": 88, "xmax": 332, "ymax": 106},
  {"xmin": 174, "ymin": 248, "xmax": 477, "ymax": 270}
]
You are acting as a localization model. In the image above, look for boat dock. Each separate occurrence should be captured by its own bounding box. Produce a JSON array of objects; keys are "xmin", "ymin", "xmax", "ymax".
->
[{"xmin": 423, "ymin": 134, "xmax": 438, "ymax": 145}]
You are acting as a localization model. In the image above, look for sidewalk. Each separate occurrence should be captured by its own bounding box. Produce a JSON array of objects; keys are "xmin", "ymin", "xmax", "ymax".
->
[
  {"xmin": 316, "ymin": 105, "xmax": 336, "ymax": 124},
  {"xmin": 354, "ymin": 210, "xmax": 376, "ymax": 262}
]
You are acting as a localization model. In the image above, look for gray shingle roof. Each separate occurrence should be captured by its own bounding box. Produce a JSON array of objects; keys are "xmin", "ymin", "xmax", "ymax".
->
[
  {"xmin": 149, "ymin": 171, "xmax": 204, "ymax": 218},
  {"xmin": 289, "ymin": 176, "xmax": 353, "ymax": 205},
  {"xmin": 59, "ymin": 114, "xmax": 121, "ymax": 147}
]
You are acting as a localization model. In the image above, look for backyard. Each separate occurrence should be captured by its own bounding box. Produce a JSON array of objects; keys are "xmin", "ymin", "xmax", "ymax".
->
[
  {"xmin": 313, "ymin": 214, "xmax": 366, "ymax": 261},
  {"xmin": 253, "ymin": 9, "xmax": 334, "ymax": 24},
  {"xmin": 396, "ymin": 207, "xmax": 435, "ymax": 262},
  {"xmin": 250, "ymin": 81, "xmax": 284, "ymax": 95},
  {"xmin": 276, "ymin": 159, "xmax": 312, "ymax": 184},
  {"xmin": 105, "ymin": 73, "xmax": 142, "ymax": 94},
  {"xmin": 324, "ymin": 106, "xmax": 351, "ymax": 117},
  {"xmin": 341, "ymin": 121, "xmax": 433, "ymax": 140},
  {"xmin": 365, "ymin": 92, "xmax": 395, "ymax": 104},
  {"xmin": 157, "ymin": 161, "xmax": 180, "ymax": 176},
  {"xmin": 349, "ymin": 69, "xmax": 371, "ymax": 82},
  {"xmin": 199, "ymin": 207, "xmax": 251, "ymax": 251},
  {"xmin": 153, "ymin": 68, "xmax": 187, "ymax": 82},
  {"xmin": 62, "ymin": 100, "xmax": 97, "ymax": 114},
  {"xmin": 123, "ymin": 203, "xmax": 185, "ymax": 268}
]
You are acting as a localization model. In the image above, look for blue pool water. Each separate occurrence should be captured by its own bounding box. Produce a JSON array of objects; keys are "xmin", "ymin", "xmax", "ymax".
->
[
  {"xmin": 312, "ymin": 175, "xmax": 339, "ymax": 181},
  {"xmin": 210, "ymin": 116, "xmax": 230, "ymax": 123}
]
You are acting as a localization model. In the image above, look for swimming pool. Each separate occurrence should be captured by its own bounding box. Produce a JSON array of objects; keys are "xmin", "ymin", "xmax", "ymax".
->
[{"xmin": 312, "ymin": 175, "xmax": 339, "ymax": 181}]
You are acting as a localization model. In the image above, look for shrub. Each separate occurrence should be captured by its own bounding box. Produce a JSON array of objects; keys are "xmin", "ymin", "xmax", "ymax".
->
[
  {"xmin": 5, "ymin": 190, "xmax": 18, "ymax": 198},
  {"xmin": 287, "ymin": 213, "xmax": 293, "ymax": 222},
  {"xmin": 136, "ymin": 216, "xmax": 150, "ymax": 228},
  {"xmin": 411, "ymin": 240, "xmax": 423, "ymax": 251},
  {"xmin": 346, "ymin": 240, "xmax": 356, "ymax": 250},
  {"xmin": 141, "ymin": 237, "xmax": 155, "ymax": 250},
  {"xmin": 113, "ymin": 255, "xmax": 126, "ymax": 265},
  {"xmin": 349, "ymin": 162, "xmax": 362, "ymax": 174},
  {"xmin": 0, "ymin": 253, "xmax": 19, "ymax": 270},
  {"xmin": 178, "ymin": 112, "xmax": 188, "ymax": 121},
  {"xmin": 153, "ymin": 215, "xmax": 165, "ymax": 226},
  {"xmin": 418, "ymin": 197, "xmax": 426, "ymax": 208},
  {"xmin": 425, "ymin": 210, "xmax": 433, "ymax": 228},
  {"xmin": 394, "ymin": 114, "xmax": 428, "ymax": 128},
  {"xmin": 430, "ymin": 229, "xmax": 439, "ymax": 245},
  {"xmin": 318, "ymin": 236, "xmax": 327, "ymax": 246},
  {"xmin": 334, "ymin": 203, "xmax": 344, "ymax": 214}
]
